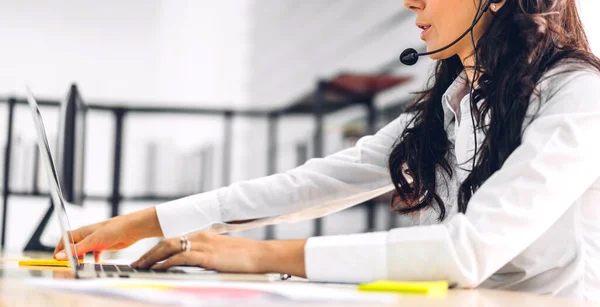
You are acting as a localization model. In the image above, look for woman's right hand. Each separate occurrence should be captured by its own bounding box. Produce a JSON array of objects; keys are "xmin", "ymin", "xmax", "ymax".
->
[{"xmin": 53, "ymin": 207, "xmax": 163, "ymax": 262}]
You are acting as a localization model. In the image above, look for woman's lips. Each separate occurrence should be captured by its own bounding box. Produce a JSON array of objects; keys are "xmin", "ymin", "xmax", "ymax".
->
[{"xmin": 417, "ymin": 23, "xmax": 432, "ymax": 40}]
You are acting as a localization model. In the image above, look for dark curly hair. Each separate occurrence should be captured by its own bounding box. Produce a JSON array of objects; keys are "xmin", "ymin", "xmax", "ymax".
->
[{"xmin": 388, "ymin": 0, "xmax": 600, "ymax": 221}]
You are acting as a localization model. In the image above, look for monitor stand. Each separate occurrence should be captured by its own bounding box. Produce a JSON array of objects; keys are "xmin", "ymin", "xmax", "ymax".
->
[{"xmin": 23, "ymin": 201, "xmax": 54, "ymax": 252}]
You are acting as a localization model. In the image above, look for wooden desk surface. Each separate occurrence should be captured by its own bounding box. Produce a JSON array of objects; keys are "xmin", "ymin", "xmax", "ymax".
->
[{"xmin": 1, "ymin": 253, "xmax": 598, "ymax": 307}]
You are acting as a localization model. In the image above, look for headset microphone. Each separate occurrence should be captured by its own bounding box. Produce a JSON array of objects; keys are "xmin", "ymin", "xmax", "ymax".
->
[{"xmin": 399, "ymin": 0, "xmax": 501, "ymax": 66}]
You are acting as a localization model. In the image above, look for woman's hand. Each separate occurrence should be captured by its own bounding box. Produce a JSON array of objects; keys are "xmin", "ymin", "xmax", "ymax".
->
[
  {"xmin": 130, "ymin": 232, "xmax": 308, "ymax": 278},
  {"xmin": 54, "ymin": 207, "xmax": 163, "ymax": 262}
]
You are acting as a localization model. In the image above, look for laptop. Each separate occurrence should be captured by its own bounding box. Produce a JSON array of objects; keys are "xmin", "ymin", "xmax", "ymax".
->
[{"xmin": 25, "ymin": 88, "xmax": 282, "ymax": 281}]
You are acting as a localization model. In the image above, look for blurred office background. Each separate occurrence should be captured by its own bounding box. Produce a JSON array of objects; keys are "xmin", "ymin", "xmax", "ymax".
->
[{"xmin": 0, "ymin": 0, "xmax": 598, "ymax": 256}]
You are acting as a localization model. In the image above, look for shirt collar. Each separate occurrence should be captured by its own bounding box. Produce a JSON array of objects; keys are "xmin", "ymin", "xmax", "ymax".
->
[{"xmin": 441, "ymin": 70, "xmax": 469, "ymax": 128}]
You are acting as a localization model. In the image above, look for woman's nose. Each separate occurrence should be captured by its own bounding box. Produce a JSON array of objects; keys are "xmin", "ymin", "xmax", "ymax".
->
[{"xmin": 404, "ymin": 0, "xmax": 425, "ymax": 12}]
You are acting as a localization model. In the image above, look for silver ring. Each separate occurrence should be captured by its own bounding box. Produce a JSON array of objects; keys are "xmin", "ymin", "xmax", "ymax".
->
[
  {"xmin": 181, "ymin": 240, "xmax": 187, "ymax": 252},
  {"xmin": 185, "ymin": 239, "xmax": 191, "ymax": 252},
  {"xmin": 280, "ymin": 274, "xmax": 291, "ymax": 280},
  {"xmin": 180, "ymin": 236, "xmax": 188, "ymax": 252}
]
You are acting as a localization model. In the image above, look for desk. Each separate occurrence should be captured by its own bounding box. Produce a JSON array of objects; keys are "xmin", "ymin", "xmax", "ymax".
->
[{"xmin": 1, "ymin": 253, "xmax": 598, "ymax": 307}]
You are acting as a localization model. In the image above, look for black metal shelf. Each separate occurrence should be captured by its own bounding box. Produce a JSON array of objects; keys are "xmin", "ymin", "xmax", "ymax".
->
[
  {"xmin": 1, "ymin": 64, "xmax": 413, "ymax": 249},
  {"xmin": 0, "ymin": 96, "xmax": 273, "ymax": 117}
]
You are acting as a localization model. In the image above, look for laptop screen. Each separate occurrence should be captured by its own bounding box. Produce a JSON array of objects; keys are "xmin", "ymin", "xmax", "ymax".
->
[{"xmin": 26, "ymin": 88, "xmax": 80, "ymax": 272}]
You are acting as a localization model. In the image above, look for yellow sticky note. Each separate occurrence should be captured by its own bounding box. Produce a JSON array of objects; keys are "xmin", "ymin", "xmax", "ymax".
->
[
  {"xmin": 18, "ymin": 258, "xmax": 82, "ymax": 267},
  {"xmin": 358, "ymin": 280, "xmax": 449, "ymax": 297}
]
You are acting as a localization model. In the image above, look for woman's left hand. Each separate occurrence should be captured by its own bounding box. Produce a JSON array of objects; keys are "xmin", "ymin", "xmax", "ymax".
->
[{"xmin": 130, "ymin": 232, "xmax": 307, "ymax": 277}]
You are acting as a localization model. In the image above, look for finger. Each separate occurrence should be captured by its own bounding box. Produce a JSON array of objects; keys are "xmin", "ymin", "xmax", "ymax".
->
[
  {"xmin": 131, "ymin": 238, "xmax": 181, "ymax": 269},
  {"xmin": 186, "ymin": 233, "xmax": 211, "ymax": 252},
  {"xmin": 94, "ymin": 251, "xmax": 103, "ymax": 263},
  {"xmin": 151, "ymin": 252, "xmax": 206, "ymax": 271},
  {"xmin": 54, "ymin": 229, "xmax": 88, "ymax": 258},
  {"xmin": 54, "ymin": 230, "xmax": 77, "ymax": 256},
  {"xmin": 53, "ymin": 241, "xmax": 64, "ymax": 257},
  {"xmin": 56, "ymin": 234, "xmax": 102, "ymax": 260}
]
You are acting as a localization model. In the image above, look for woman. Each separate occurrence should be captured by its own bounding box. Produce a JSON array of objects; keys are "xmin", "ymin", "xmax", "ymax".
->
[{"xmin": 55, "ymin": 0, "xmax": 600, "ymax": 301}]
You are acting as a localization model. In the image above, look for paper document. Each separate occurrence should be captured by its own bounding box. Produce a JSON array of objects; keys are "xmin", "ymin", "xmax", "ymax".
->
[{"xmin": 28, "ymin": 278, "xmax": 398, "ymax": 305}]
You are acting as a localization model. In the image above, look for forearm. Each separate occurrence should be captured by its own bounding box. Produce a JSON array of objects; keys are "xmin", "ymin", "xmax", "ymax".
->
[
  {"xmin": 123, "ymin": 207, "xmax": 164, "ymax": 239},
  {"xmin": 261, "ymin": 239, "xmax": 307, "ymax": 278}
]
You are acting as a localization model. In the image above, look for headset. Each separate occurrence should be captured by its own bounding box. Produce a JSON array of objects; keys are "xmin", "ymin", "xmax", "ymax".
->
[
  {"xmin": 399, "ymin": 0, "xmax": 503, "ymax": 66},
  {"xmin": 399, "ymin": 0, "xmax": 503, "ymax": 173}
]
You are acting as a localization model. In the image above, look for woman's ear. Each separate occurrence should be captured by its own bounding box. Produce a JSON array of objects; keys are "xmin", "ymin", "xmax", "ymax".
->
[{"xmin": 489, "ymin": 0, "xmax": 507, "ymax": 13}]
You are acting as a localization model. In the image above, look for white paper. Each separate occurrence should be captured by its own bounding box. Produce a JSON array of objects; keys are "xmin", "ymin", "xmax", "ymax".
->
[{"xmin": 27, "ymin": 278, "xmax": 398, "ymax": 305}]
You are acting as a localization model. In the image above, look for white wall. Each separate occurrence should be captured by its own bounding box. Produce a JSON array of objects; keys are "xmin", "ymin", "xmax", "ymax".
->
[
  {"xmin": 247, "ymin": 0, "xmax": 423, "ymax": 107},
  {"xmin": 155, "ymin": 0, "xmax": 251, "ymax": 105},
  {"xmin": 0, "ymin": 0, "xmax": 251, "ymax": 105},
  {"xmin": 0, "ymin": 0, "xmax": 161, "ymax": 102},
  {"xmin": 580, "ymin": 0, "xmax": 600, "ymax": 55}
]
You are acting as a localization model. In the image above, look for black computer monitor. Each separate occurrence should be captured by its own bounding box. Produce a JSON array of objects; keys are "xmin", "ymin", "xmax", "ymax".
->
[{"xmin": 57, "ymin": 84, "xmax": 87, "ymax": 205}]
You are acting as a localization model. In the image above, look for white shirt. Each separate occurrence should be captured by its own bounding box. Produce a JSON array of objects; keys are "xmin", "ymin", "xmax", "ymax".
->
[{"xmin": 155, "ymin": 63, "xmax": 600, "ymax": 302}]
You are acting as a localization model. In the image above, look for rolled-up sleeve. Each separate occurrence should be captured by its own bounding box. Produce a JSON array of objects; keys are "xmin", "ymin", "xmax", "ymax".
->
[
  {"xmin": 305, "ymin": 70, "xmax": 600, "ymax": 285},
  {"xmin": 156, "ymin": 112, "xmax": 414, "ymax": 237}
]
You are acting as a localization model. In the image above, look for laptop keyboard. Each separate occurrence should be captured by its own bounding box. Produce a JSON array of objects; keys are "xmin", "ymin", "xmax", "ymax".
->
[{"xmin": 78, "ymin": 263, "xmax": 186, "ymax": 276}]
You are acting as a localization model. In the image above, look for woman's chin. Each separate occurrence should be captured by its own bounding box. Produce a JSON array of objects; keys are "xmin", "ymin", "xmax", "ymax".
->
[
  {"xmin": 424, "ymin": 43, "xmax": 457, "ymax": 61},
  {"xmin": 427, "ymin": 53, "xmax": 445, "ymax": 61},
  {"xmin": 426, "ymin": 49, "xmax": 454, "ymax": 61}
]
